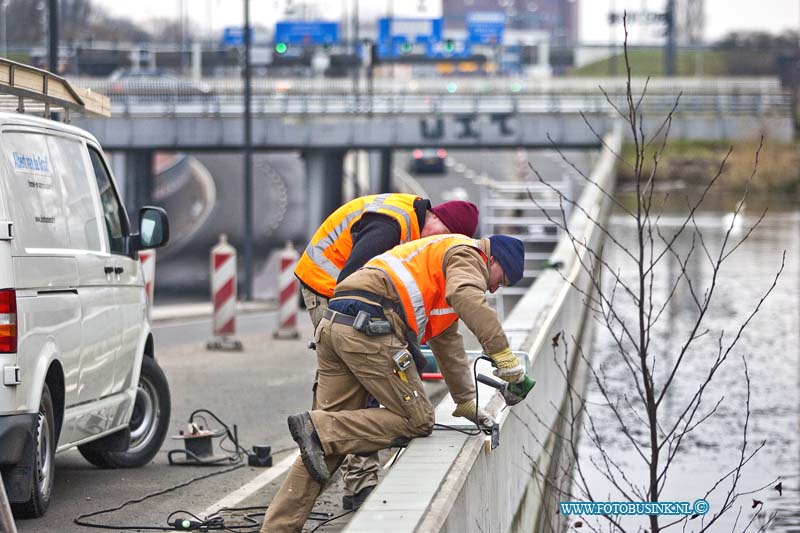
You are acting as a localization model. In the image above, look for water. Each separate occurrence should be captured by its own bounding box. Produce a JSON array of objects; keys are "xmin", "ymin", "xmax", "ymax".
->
[{"xmin": 575, "ymin": 190, "xmax": 800, "ymax": 532}]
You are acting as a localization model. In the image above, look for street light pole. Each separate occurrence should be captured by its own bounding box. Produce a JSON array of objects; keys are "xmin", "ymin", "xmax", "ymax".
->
[
  {"xmin": 0, "ymin": 1, "xmax": 7, "ymax": 59},
  {"xmin": 665, "ymin": 0, "xmax": 676, "ymax": 76},
  {"xmin": 48, "ymin": 0, "xmax": 58, "ymax": 72},
  {"xmin": 243, "ymin": 0, "xmax": 254, "ymax": 300}
]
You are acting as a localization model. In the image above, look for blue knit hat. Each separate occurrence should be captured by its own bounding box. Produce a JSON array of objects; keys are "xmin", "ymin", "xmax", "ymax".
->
[{"xmin": 488, "ymin": 235, "xmax": 525, "ymax": 286}]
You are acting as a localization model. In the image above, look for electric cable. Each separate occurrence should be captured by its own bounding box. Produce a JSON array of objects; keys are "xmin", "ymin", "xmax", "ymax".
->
[
  {"xmin": 73, "ymin": 408, "xmax": 300, "ymax": 531},
  {"xmin": 432, "ymin": 355, "xmax": 495, "ymax": 436},
  {"xmin": 73, "ymin": 462, "xmax": 246, "ymax": 530},
  {"xmin": 307, "ymin": 509, "xmax": 357, "ymax": 532}
]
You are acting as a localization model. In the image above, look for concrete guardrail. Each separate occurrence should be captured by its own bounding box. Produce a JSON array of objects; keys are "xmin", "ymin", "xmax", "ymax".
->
[{"xmin": 344, "ymin": 120, "xmax": 623, "ymax": 533}]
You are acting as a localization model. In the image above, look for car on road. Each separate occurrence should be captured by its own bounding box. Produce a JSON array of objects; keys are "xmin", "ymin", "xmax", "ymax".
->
[
  {"xmin": 0, "ymin": 68, "xmax": 171, "ymax": 518},
  {"xmin": 410, "ymin": 148, "xmax": 447, "ymax": 174}
]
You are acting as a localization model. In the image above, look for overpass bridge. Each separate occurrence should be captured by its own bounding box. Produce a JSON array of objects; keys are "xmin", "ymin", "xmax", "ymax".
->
[
  {"xmin": 72, "ymin": 76, "xmax": 791, "ymax": 152},
  {"xmin": 68, "ymin": 76, "xmax": 794, "ymax": 229}
]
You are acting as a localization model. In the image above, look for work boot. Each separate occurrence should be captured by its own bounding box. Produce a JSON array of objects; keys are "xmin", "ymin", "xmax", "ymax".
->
[
  {"xmin": 287, "ymin": 412, "xmax": 329, "ymax": 484},
  {"xmin": 342, "ymin": 485, "xmax": 375, "ymax": 510}
]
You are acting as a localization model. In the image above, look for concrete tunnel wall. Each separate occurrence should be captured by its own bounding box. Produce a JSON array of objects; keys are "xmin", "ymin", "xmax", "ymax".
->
[{"xmin": 343, "ymin": 122, "xmax": 623, "ymax": 533}]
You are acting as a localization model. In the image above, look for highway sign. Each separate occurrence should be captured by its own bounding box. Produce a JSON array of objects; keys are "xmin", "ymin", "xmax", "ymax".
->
[
  {"xmin": 274, "ymin": 21, "xmax": 339, "ymax": 45},
  {"xmin": 377, "ymin": 17, "xmax": 443, "ymax": 45},
  {"xmin": 222, "ymin": 26, "xmax": 253, "ymax": 47},
  {"xmin": 377, "ymin": 17, "xmax": 444, "ymax": 58},
  {"xmin": 466, "ymin": 11, "xmax": 505, "ymax": 45}
]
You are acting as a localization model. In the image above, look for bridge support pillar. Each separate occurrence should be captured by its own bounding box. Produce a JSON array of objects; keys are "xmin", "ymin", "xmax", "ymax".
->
[
  {"xmin": 304, "ymin": 149, "xmax": 344, "ymax": 232},
  {"xmin": 368, "ymin": 149, "xmax": 392, "ymax": 193},
  {"xmin": 111, "ymin": 150, "xmax": 154, "ymax": 228}
]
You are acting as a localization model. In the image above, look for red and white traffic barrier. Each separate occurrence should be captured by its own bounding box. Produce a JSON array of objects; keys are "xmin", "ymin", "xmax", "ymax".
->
[
  {"xmin": 139, "ymin": 249, "xmax": 156, "ymax": 320},
  {"xmin": 273, "ymin": 241, "xmax": 300, "ymax": 339},
  {"xmin": 207, "ymin": 234, "xmax": 243, "ymax": 351}
]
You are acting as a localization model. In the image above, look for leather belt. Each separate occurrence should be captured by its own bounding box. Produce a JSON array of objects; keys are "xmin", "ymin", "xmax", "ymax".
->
[{"xmin": 323, "ymin": 309, "xmax": 356, "ymax": 327}]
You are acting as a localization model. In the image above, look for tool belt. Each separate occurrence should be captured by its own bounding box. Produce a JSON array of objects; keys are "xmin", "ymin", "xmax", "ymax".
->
[
  {"xmin": 323, "ymin": 309, "xmax": 392, "ymax": 336},
  {"xmin": 331, "ymin": 290, "xmax": 429, "ymax": 373}
]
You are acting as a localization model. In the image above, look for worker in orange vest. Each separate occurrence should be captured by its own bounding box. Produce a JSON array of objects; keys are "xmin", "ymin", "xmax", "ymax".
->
[
  {"xmin": 293, "ymin": 193, "xmax": 478, "ymax": 510},
  {"xmin": 263, "ymin": 234, "xmax": 526, "ymax": 532}
]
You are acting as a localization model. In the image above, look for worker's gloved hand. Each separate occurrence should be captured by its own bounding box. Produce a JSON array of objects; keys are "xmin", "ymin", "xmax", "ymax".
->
[
  {"xmin": 452, "ymin": 400, "xmax": 494, "ymax": 427},
  {"xmin": 489, "ymin": 347, "xmax": 525, "ymax": 383}
]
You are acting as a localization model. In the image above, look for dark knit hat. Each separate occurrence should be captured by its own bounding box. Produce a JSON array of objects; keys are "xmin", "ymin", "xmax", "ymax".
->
[
  {"xmin": 430, "ymin": 201, "xmax": 479, "ymax": 237},
  {"xmin": 488, "ymin": 235, "xmax": 525, "ymax": 286}
]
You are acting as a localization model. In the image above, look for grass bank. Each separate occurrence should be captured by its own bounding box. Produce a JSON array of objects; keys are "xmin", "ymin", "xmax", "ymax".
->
[
  {"xmin": 618, "ymin": 139, "xmax": 800, "ymax": 192},
  {"xmin": 571, "ymin": 49, "xmax": 730, "ymax": 77}
]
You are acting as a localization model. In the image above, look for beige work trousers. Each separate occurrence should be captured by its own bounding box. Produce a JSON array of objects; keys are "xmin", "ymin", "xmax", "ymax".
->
[
  {"xmin": 260, "ymin": 316, "xmax": 434, "ymax": 532},
  {"xmin": 301, "ymin": 286, "xmax": 380, "ymax": 495}
]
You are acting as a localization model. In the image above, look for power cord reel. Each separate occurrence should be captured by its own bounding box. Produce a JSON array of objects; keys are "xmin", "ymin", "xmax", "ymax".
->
[{"xmin": 167, "ymin": 408, "xmax": 273, "ymax": 467}]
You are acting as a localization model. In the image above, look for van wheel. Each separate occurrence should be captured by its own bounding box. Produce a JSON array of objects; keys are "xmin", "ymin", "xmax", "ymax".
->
[
  {"xmin": 11, "ymin": 384, "xmax": 56, "ymax": 518},
  {"xmin": 78, "ymin": 356, "xmax": 171, "ymax": 469}
]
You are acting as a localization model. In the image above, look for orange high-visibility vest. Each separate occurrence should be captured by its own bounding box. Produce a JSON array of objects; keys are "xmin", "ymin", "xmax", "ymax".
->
[
  {"xmin": 295, "ymin": 193, "xmax": 422, "ymax": 298},
  {"xmin": 366, "ymin": 235, "xmax": 486, "ymax": 344}
]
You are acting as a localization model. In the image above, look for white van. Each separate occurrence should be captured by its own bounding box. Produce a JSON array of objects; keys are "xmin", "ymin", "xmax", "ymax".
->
[{"xmin": 0, "ymin": 63, "xmax": 171, "ymax": 518}]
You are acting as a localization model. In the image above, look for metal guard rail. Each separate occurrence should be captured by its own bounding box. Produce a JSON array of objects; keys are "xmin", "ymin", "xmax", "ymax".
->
[{"xmin": 80, "ymin": 92, "xmax": 791, "ymax": 117}]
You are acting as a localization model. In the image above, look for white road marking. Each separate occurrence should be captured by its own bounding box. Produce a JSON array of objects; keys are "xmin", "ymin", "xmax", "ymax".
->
[
  {"xmin": 201, "ymin": 451, "xmax": 299, "ymax": 517},
  {"xmin": 392, "ymin": 166, "xmax": 429, "ymax": 198}
]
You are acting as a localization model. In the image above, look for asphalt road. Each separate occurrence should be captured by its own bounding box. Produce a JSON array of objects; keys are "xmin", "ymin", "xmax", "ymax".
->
[
  {"xmin": 151, "ymin": 310, "xmax": 278, "ymax": 349},
  {"xmin": 16, "ymin": 313, "xmax": 320, "ymax": 533},
  {"xmin": 394, "ymin": 148, "xmax": 594, "ymax": 208}
]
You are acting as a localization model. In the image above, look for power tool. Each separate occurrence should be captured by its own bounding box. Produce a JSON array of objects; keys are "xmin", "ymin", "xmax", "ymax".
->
[{"xmin": 476, "ymin": 373, "xmax": 536, "ymax": 406}]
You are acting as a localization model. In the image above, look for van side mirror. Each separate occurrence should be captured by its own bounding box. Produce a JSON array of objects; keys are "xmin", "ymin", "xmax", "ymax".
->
[{"xmin": 130, "ymin": 207, "xmax": 169, "ymax": 253}]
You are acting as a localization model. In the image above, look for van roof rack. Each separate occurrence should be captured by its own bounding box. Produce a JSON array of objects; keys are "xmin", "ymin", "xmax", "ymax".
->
[{"xmin": 0, "ymin": 57, "xmax": 110, "ymax": 121}]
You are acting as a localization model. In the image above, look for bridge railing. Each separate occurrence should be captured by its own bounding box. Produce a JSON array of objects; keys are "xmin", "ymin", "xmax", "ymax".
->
[
  {"xmin": 70, "ymin": 75, "xmax": 787, "ymax": 96},
  {"xmin": 69, "ymin": 89, "xmax": 791, "ymax": 117},
  {"xmin": 67, "ymin": 76, "xmax": 792, "ymax": 117},
  {"xmin": 343, "ymin": 122, "xmax": 622, "ymax": 532}
]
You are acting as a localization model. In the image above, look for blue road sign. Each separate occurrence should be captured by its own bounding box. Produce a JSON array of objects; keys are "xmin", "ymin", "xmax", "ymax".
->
[
  {"xmin": 222, "ymin": 26, "xmax": 253, "ymax": 46},
  {"xmin": 466, "ymin": 11, "xmax": 505, "ymax": 45},
  {"xmin": 274, "ymin": 21, "xmax": 339, "ymax": 45},
  {"xmin": 377, "ymin": 17, "xmax": 444, "ymax": 58}
]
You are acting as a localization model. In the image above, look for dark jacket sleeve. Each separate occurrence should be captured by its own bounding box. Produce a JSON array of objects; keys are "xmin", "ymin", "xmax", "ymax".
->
[{"xmin": 337, "ymin": 213, "xmax": 402, "ymax": 283}]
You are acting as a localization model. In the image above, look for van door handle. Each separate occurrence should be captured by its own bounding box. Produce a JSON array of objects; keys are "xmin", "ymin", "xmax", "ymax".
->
[
  {"xmin": 104, "ymin": 266, "xmax": 114, "ymax": 274},
  {"xmin": 114, "ymin": 267, "xmax": 124, "ymax": 275}
]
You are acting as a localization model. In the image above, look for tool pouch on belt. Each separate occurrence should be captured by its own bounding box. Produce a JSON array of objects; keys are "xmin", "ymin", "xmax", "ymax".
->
[
  {"xmin": 332, "ymin": 290, "xmax": 428, "ymax": 373},
  {"xmin": 352, "ymin": 310, "xmax": 393, "ymax": 336}
]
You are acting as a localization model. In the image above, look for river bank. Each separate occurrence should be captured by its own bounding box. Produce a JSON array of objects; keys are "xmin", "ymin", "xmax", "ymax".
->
[{"xmin": 618, "ymin": 139, "xmax": 800, "ymax": 192}]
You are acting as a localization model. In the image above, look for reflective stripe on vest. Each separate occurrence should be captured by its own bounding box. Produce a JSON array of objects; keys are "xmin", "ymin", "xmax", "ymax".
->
[
  {"xmin": 295, "ymin": 193, "xmax": 421, "ymax": 297},
  {"xmin": 368, "ymin": 235, "xmax": 485, "ymax": 344}
]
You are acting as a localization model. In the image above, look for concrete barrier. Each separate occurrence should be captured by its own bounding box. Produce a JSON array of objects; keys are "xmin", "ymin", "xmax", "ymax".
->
[{"xmin": 344, "ymin": 121, "xmax": 622, "ymax": 533}]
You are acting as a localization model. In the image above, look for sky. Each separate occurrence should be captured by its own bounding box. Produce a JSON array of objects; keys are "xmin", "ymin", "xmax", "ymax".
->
[{"xmin": 95, "ymin": 0, "xmax": 800, "ymax": 44}]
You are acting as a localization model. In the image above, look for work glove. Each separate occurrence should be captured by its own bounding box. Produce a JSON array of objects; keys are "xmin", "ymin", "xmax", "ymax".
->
[
  {"xmin": 489, "ymin": 347, "xmax": 525, "ymax": 384},
  {"xmin": 452, "ymin": 400, "xmax": 495, "ymax": 427}
]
